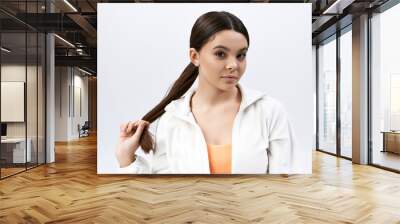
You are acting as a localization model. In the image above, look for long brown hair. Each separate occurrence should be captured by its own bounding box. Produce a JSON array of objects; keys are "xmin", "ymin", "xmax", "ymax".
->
[{"xmin": 139, "ymin": 11, "xmax": 250, "ymax": 152}]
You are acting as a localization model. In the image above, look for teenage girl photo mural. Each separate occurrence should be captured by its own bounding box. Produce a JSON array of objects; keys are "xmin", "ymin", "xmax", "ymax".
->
[
  {"xmin": 116, "ymin": 11, "xmax": 295, "ymax": 174},
  {"xmin": 98, "ymin": 3, "xmax": 313, "ymax": 175}
]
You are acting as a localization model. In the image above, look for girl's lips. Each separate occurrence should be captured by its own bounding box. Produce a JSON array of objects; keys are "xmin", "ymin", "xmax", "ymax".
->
[
  {"xmin": 221, "ymin": 76, "xmax": 238, "ymax": 79},
  {"xmin": 221, "ymin": 76, "xmax": 238, "ymax": 83}
]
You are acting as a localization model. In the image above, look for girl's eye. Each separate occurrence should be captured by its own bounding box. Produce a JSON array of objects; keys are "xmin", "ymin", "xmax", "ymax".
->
[
  {"xmin": 237, "ymin": 53, "xmax": 247, "ymax": 60},
  {"xmin": 215, "ymin": 51, "xmax": 226, "ymax": 58}
]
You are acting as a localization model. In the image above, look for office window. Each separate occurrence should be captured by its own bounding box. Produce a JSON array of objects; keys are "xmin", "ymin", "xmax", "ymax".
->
[
  {"xmin": 318, "ymin": 36, "xmax": 337, "ymax": 155},
  {"xmin": 371, "ymin": 3, "xmax": 400, "ymax": 171},
  {"xmin": 340, "ymin": 28, "xmax": 352, "ymax": 158}
]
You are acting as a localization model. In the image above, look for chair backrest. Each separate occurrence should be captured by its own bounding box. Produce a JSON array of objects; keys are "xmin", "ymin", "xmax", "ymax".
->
[{"xmin": 82, "ymin": 121, "xmax": 90, "ymax": 129}]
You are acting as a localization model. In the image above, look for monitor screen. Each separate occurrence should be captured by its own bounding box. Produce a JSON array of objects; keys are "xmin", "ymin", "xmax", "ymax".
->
[{"xmin": 1, "ymin": 123, "xmax": 7, "ymax": 137}]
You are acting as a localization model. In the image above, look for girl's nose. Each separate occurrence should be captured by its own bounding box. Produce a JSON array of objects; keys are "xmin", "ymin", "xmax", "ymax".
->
[{"xmin": 225, "ymin": 59, "xmax": 238, "ymax": 71}]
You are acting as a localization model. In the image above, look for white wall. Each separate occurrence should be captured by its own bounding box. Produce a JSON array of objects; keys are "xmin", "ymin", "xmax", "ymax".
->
[
  {"xmin": 55, "ymin": 67, "xmax": 68, "ymax": 141},
  {"xmin": 98, "ymin": 3, "xmax": 313, "ymax": 174},
  {"xmin": 55, "ymin": 67, "xmax": 89, "ymax": 141},
  {"xmin": 1, "ymin": 65, "xmax": 40, "ymax": 137},
  {"xmin": 1, "ymin": 65, "xmax": 26, "ymax": 126},
  {"xmin": 72, "ymin": 72, "xmax": 89, "ymax": 138},
  {"xmin": 1, "ymin": 82, "xmax": 24, "ymax": 122}
]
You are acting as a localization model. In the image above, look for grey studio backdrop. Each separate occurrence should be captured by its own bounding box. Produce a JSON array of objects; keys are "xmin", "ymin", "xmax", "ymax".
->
[{"xmin": 97, "ymin": 3, "xmax": 313, "ymax": 174}]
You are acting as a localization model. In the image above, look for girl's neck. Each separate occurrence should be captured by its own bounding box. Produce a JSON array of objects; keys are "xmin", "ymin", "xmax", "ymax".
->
[{"xmin": 191, "ymin": 83, "xmax": 241, "ymax": 110}]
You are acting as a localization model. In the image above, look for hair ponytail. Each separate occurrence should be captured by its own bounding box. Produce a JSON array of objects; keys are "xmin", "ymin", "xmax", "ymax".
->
[{"xmin": 139, "ymin": 63, "xmax": 199, "ymax": 152}]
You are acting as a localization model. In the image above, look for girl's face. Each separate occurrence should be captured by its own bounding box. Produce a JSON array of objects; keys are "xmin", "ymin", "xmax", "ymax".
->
[{"xmin": 190, "ymin": 30, "xmax": 248, "ymax": 91}]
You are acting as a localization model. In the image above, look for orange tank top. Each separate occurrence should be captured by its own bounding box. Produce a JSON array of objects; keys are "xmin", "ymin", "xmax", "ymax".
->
[{"xmin": 207, "ymin": 144, "xmax": 232, "ymax": 174}]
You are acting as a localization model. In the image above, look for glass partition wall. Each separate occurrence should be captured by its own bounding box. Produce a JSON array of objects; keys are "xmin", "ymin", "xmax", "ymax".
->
[
  {"xmin": 317, "ymin": 35, "xmax": 337, "ymax": 155},
  {"xmin": 0, "ymin": 1, "xmax": 46, "ymax": 179},
  {"xmin": 317, "ymin": 26, "xmax": 353, "ymax": 159},
  {"xmin": 339, "ymin": 27, "xmax": 352, "ymax": 159},
  {"xmin": 370, "ymin": 2, "xmax": 400, "ymax": 172},
  {"xmin": 317, "ymin": 0, "xmax": 400, "ymax": 173}
]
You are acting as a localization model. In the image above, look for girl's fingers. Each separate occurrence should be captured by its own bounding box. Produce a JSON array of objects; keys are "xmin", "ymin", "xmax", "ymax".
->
[
  {"xmin": 133, "ymin": 121, "xmax": 146, "ymax": 138},
  {"xmin": 120, "ymin": 120, "xmax": 149, "ymax": 138},
  {"xmin": 120, "ymin": 122, "xmax": 129, "ymax": 133},
  {"xmin": 126, "ymin": 120, "xmax": 138, "ymax": 134}
]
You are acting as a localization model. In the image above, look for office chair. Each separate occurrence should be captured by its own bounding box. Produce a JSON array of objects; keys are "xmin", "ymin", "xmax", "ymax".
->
[{"xmin": 79, "ymin": 121, "xmax": 90, "ymax": 138}]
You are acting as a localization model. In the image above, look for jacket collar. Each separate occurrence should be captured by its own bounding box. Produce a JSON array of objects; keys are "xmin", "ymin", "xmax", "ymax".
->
[{"xmin": 164, "ymin": 83, "xmax": 266, "ymax": 120}]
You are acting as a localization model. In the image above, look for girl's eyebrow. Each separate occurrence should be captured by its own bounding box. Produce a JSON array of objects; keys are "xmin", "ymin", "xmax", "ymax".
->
[{"xmin": 213, "ymin": 45, "xmax": 248, "ymax": 52}]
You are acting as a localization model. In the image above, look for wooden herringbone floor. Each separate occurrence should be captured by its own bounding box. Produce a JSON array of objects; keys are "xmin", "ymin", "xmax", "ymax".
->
[{"xmin": 1, "ymin": 134, "xmax": 400, "ymax": 224}]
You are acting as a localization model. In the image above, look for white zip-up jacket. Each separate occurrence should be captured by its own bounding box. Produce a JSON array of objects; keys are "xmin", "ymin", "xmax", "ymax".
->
[{"xmin": 130, "ymin": 84, "xmax": 295, "ymax": 174}]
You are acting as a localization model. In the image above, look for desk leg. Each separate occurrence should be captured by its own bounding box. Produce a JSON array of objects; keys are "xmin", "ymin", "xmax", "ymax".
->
[{"xmin": 382, "ymin": 133, "xmax": 386, "ymax": 152}]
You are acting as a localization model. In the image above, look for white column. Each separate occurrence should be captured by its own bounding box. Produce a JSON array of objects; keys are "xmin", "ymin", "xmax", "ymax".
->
[
  {"xmin": 46, "ymin": 1, "xmax": 55, "ymax": 163},
  {"xmin": 46, "ymin": 33, "xmax": 55, "ymax": 163},
  {"xmin": 352, "ymin": 14, "xmax": 369, "ymax": 164}
]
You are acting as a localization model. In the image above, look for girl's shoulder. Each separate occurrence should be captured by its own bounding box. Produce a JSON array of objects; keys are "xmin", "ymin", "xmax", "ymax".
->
[{"xmin": 253, "ymin": 94, "xmax": 287, "ymax": 115}]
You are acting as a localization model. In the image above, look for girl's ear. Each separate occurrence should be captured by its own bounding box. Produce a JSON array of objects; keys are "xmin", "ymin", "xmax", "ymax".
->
[{"xmin": 189, "ymin": 48, "xmax": 199, "ymax": 67}]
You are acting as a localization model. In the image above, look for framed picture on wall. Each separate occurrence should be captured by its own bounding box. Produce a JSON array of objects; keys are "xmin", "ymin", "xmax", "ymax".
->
[{"xmin": 1, "ymin": 81, "xmax": 25, "ymax": 122}]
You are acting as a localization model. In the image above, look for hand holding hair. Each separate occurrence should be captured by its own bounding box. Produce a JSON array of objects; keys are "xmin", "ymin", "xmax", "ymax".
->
[{"xmin": 115, "ymin": 120, "xmax": 150, "ymax": 167}]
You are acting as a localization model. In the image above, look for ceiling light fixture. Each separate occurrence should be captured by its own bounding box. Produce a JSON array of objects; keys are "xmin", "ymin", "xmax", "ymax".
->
[
  {"xmin": 1, "ymin": 47, "xmax": 11, "ymax": 53},
  {"xmin": 63, "ymin": 0, "xmax": 78, "ymax": 12},
  {"xmin": 54, "ymin": 34, "xmax": 75, "ymax": 48},
  {"xmin": 78, "ymin": 67, "xmax": 93, "ymax": 76}
]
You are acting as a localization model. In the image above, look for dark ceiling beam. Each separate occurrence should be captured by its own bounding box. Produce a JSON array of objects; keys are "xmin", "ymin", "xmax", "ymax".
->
[
  {"xmin": 51, "ymin": 0, "xmax": 97, "ymax": 47},
  {"xmin": 0, "ymin": 18, "xmax": 27, "ymax": 31},
  {"xmin": 10, "ymin": 13, "xmax": 83, "ymax": 32},
  {"xmin": 312, "ymin": 15, "xmax": 336, "ymax": 33},
  {"xmin": 0, "ymin": 8, "xmax": 38, "ymax": 31},
  {"xmin": 55, "ymin": 55, "xmax": 96, "ymax": 70},
  {"xmin": 66, "ymin": 13, "xmax": 97, "ymax": 47},
  {"xmin": 311, "ymin": 0, "xmax": 383, "ymax": 43},
  {"xmin": 373, "ymin": 0, "xmax": 400, "ymax": 12},
  {"xmin": 312, "ymin": 0, "xmax": 356, "ymax": 34},
  {"xmin": 312, "ymin": 14, "xmax": 352, "ymax": 44},
  {"xmin": 86, "ymin": 0, "xmax": 97, "ymax": 12},
  {"xmin": 56, "ymin": 47, "xmax": 97, "ymax": 57}
]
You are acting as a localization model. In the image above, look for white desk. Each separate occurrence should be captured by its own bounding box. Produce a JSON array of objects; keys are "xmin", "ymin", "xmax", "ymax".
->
[{"xmin": 1, "ymin": 138, "xmax": 32, "ymax": 163}]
